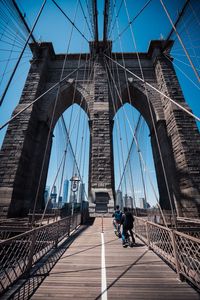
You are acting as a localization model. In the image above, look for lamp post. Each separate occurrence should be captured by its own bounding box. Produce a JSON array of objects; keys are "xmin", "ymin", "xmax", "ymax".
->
[{"xmin": 70, "ymin": 174, "xmax": 80, "ymax": 216}]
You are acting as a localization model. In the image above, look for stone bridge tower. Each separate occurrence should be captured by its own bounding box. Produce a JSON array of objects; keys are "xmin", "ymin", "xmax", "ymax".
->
[{"xmin": 0, "ymin": 40, "xmax": 200, "ymax": 218}]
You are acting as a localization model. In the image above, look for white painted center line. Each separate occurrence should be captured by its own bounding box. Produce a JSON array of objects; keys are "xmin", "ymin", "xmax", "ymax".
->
[{"xmin": 101, "ymin": 232, "xmax": 107, "ymax": 300}]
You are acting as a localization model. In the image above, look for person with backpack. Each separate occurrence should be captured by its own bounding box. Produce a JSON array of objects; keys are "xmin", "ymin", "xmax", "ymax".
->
[
  {"xmin": 121, "ymin": 207, "xmax": 135, "ymax": 247},
  {"xmin": 112, "ymin": 205, "xmax": 122, "ymax": 237}
]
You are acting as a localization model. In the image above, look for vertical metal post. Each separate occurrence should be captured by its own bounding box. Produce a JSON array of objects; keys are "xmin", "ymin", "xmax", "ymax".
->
[
  {"xmin": 145, "ymin": 221, "xmax": 150, "ymax": 249},
  {"xmin": 55, "ymin": 221, "xmax": 60, "ymax": 248},
  {"xmin": 25, "ymin": 230, "xmax": 37, "ymax": 274},
  {"xmin": 68, "ymin": 216, "xmax": 71, "ymax": 236},
  {"xmin": 170, "ymin": 230, "xmax": 181, "ymax": 280}
]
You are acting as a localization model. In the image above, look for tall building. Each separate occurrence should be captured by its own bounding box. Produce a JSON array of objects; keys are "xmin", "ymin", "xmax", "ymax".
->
[
  {"xmin": 139, "ymin": 197, "xmax": 147, "ymax": 209},
  {"xmin": 127, "ymin": 196, "xmax": 133, "ymax": 209},
  {"xmin": 58, "ymin": 196, "xmax": 62, "ymax": 208},
  {"xmin": 116, "ymin": 190, "xmax": 123, "ymax": 209},
  {"xmin": 44, "ymin": 186, "xmax": 50, "ymax": 204},
  {"xmin": 78, "ymin": 183, "xmax": 85, "ymax": 203},
  {"xmin": 63, "ymin": 179, "xmax": 69, "ymax": 204},
  {"xmin": 69, "ymin": 191, "xmax": 77, "ymax": 203},
  {"xmin": 51, "ymin": 185, "xmax": 57, "ymax": 208},
  {"xmin": 123, "ymin": 194, "xmax": 128, "ymax": 208}
]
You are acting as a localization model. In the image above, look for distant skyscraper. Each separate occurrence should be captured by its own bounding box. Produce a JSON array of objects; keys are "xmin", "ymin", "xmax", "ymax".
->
[
  {"xmin": 116, "ymin": 190, "xmax": 123, "ymax": 209},
  {"xmin": 44, "ymin": 186, "xmax": 50, "ymax": 204},
  {"xmin": 51, "ymin": 185, "xmax": 57, "ymax": 208},
  {"xmin": 78, "ymin": 183, "xmax": 85, "ymax": 203},
  {"xmin": 58, "ymin": 196, "xmax": 62, "ymax": 208},
  {"xmin": 127, "ymin": 196, "xmax": 133, "ymax": 209},
  {"xmin": 123, "ymin": 194, "xmax": 128, "ymax": 207},
  {"xmin": 139, "ymin": 197, "xmax": 147, "ymax": 209},
  {"xmin": 63, "ymin": 179, "xmax": 69, "ymax": 204}
]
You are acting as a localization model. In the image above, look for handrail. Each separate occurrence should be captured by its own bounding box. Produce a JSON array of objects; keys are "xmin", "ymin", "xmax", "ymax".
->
[
  {"xmin": 134, "ymin": 216, "xmax": 200, "ymax": 290},
  {"xmin": 0, "ymin": 213, "xmax": 82, "ymax": 295}
]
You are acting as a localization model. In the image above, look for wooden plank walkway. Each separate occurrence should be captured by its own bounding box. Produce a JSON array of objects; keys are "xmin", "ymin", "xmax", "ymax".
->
[{"xmin": 31, "ymin": 217, "xmax": 200, "ymax": 300}]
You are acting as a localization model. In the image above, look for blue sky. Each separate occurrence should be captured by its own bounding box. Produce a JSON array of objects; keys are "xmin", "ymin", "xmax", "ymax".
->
[{"xmin": 0, "ymin": 0, "xmax": 199, "ymax": 207}]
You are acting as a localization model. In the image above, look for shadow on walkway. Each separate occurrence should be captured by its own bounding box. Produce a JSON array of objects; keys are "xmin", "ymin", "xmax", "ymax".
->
[{"xmin": 3, "ymin": 225, "xmax": 89, "ymax": 300}]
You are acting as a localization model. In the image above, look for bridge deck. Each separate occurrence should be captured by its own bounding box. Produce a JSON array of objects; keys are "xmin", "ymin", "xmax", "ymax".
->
[{"xmin": 31, "ymin": 218, "xmax": 199, "ymax": 300}]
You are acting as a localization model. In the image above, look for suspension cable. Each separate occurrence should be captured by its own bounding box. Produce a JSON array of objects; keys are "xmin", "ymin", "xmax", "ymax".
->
[
  {"xmin": 113, "ymin": 1, "xmax": 146, "ymax": 211},
  {"xmin": 171, "ymin": 56, "xmax": 200, "ymax": 73},
  {"xmin": 118, "ymin": 0, "xmax": 177, "ymax": 225},
  {"xmin": 105, "ymin": 53, "xmax": 129, "ymax": 204},
  {"xmin": 0, "ymin": 0, "xmax": 47, "ymax": 106},
  {"xmin": 182, "ymin": 16, "xmax": 200, "ymax": 70},
  {"xmin": 117, "ymin": 115, "xmax": 142, "ymax": 215},
  {"xmin": 112, "ymin": 0, "xmax": 152, "ymax": 43},
  {"xmin": 189, "ymin": 1, "xmax": 200, "ymax": 27},
  {"xmin": 108, "ymin": 0, "xmax": 123, "ymax": 39},
  {"xmin": 0, "ymin": 28, "xmax": 19, "ymax": 87},
  {"xmin": 164, "ymin": 53, "xmax": 200, "ymax": 90},
  {"xmin": 51, "ymin": 0, "xmax": 89, "ymax": 43},
  {"xmin": 104, "ymin": 54, "xmax": 200, "ymax": 122},
  {"xmin": 112, "ymin": 52, "xmax": 129, "ymax": 198},
  {"xmin": 40, "ymin": 150, "xmax": 67, "ymax": 224},
  {"xmin": 61, "ymin": 116, "xmax": 88, "ymax": 201},
  {"xmin": 31, "ymin": 0, "xmax": 84, "ymax": 224},
  {"xmin": 105, "ymin": 58, "xmax": 168, "ymax": 227},
  {"xmin": 0, "ymin": 57, "xmax": 92, "ymax": 131},
  {"xmin": 160, "ymin": 0, "xmax": 200, "ymax": 82},
  {"xmin": 78, "ymin": 0, "xmax": 93, "ymax": 39}
]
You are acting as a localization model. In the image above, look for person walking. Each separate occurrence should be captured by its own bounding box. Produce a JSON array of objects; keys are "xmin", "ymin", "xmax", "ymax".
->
[
  {"xmin": 112, "ymin": 205, "xmax": 122, "ymax": 237},
  {"xmin": 121, "ymin": 207, "xmax": 135, "ymax": 247}
]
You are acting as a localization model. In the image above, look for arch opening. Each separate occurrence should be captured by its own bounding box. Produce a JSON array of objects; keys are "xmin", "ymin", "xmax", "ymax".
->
[
  {"xmin": 43, "ymin": 101, "xmax": 90, "ymax": 215},
  {"xmin": 113, "ymin": 103, "xmax": 159, "ymax": 211}
]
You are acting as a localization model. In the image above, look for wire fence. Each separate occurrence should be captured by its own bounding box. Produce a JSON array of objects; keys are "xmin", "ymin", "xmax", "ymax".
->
[
  {"xmin": 134, "ymin": 217, "xmax": 200, "ymax": 290},
  {"xmin": 0, "ymin": 213, "xmax": 81, "ymax": 295}
]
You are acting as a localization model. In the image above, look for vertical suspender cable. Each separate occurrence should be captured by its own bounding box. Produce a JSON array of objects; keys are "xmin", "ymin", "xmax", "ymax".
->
[
  {"xmin": 105, "ymin": 59, "xmax": 168, "ymax": 227},
  {"xmin": 105, "ymin": 55, "xmax": 128, "ymax": 204},
  {"xmin": 160, "ymin": 0, "xmax": 200, "ymax": 82},
  {"xmin": 113, "ymin": 1, "xmax": 146, "ymax": 210},
  {"xmin": 112, "ymin": 53, "xmax": 129, "ymax": 198},
  {"xmin": 32, "ymin": 0, "xmax": 80, "ymax": 226},
  {"xmin": 0, "ymin": 0, "xmax": 47, "ymax": 106},
  {"xmin": 123, "ymin": 0, "xmax": 176, "ymax": 226}
]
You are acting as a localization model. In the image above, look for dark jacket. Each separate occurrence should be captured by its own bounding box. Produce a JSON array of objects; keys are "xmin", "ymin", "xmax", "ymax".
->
[{"xmin": 121, "ymin": 212, "xmax": 134, "ymax": 229}]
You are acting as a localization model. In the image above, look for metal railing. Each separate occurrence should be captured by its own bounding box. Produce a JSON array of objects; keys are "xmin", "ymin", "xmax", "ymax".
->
[
  {"xmin": 0, "ymin": 213, "xmax": 81, "ymax": 295},
  {"xmin": 134, "ymin": 217, "xmax": 200, "ymax": 290}
]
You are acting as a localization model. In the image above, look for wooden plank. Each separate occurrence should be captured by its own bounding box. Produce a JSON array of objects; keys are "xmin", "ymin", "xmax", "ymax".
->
[{"xmin": 31, "ymin": 217, "xmax": 200, "ymax": 300}]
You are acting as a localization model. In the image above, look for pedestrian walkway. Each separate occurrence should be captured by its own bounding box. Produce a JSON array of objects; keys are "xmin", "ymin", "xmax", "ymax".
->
[{"xmin": 31, "ymin": 217, "xmax": 200, "ymax": 300}]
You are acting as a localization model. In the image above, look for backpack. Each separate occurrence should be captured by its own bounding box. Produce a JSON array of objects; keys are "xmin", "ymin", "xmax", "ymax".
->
[
  {"xmin": 123, "ymin": 212, "xmax": 134, "ymax": 229},
  {"xmin": 114, "ymin": 210, "xmax": 122, "ymax": 221}
]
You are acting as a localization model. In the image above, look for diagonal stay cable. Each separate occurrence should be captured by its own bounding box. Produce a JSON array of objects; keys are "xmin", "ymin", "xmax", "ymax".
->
[
  {"xmin": 0, "ymin": 56, "xmax": 93, "ymax": 131},
  {"xmin": 106, "ymin": 51, "xmax": 127, "ymax": 202},
  {"xmin": 112, "ymin": 0, "xmax": 152, "ymax": 43},
  {"xmin": 123, "ymin": 0, "xmax": 175, "ymax": 223},
  {"xmin": 108, "ymin": 0, "xmax": 123, "ymax": 39},
  {"xmin": 117, "ymin": 115, "xmax": 142, "ymax": 192},
  {"xmin": 78, "ymin": 0, "xmax": 93, "ymax": 39},
  {"xmin": 61, "ymin": 116, "xmax": 88, "ymax": 202},
  {"xmin": 105, "ymin": 58, "xmax": 168, "ymax": 227},
  {"xmin": 51, "ymin": 0, "xmax": 89, "ymax": 43},
  {"xmin": 122, "ymin": 0, "xmax": 177, "ymax": 224},
  {"xmin": 113, "ymin": 0, "xmax": 146, "ymax": 210},
  {"xmin": 160, "ymin": 0, "xmax": 200, "ymax": 82},
  {"xmin": 33, "ymin": 0, "xmax": 88, "ymax": 223},
  {"xmin": 0, "ymin": 0, "xmax": 47, "ymax": 106},
  {"xmin": 40, "ymin": 150, "xmax": 67, "ymax": 224},
  {"xmin": 104, "ymin": 54, "xmax": 200, "ymax": 122},
  {"xmin": 105, "ymin": 55, "xmax": 125, "ymax": 198},
  {"xmin": 163, "ymin": 53, "xmax": 200, "ymax": 89}
]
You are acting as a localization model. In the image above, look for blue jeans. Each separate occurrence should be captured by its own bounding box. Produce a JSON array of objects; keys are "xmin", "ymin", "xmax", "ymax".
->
[{"xmin": 122, "ymin": 227, "xmax": 135, "ymax": 243}]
